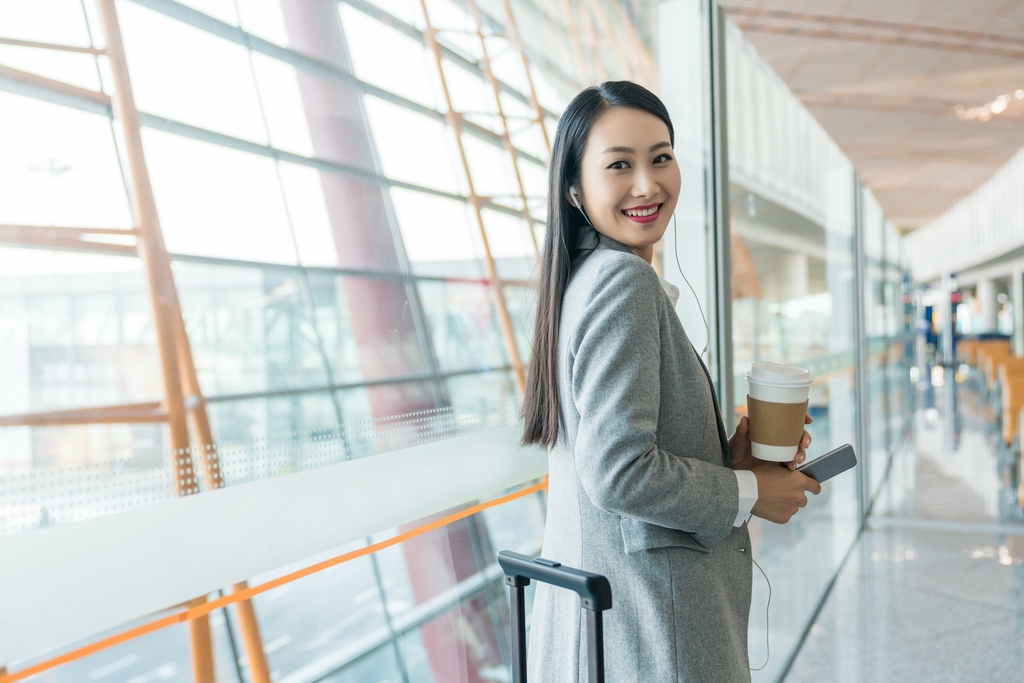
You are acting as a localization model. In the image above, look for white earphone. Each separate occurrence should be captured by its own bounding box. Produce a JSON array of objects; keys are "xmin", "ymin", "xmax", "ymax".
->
[{"xmin": 569, "ymin": 185, "xmax": 584, "ymax": 212}]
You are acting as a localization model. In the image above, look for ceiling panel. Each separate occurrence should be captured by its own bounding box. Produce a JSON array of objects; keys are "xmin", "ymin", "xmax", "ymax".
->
[{"xmin": 721, "ymin": 0, "xmax": 1024, "ymax": 227}]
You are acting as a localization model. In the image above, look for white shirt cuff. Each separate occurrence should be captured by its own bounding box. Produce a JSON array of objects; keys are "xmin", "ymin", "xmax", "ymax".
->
[{"xmin": 733, "ymin": 469, "xmax": 758, "ymax": 526}]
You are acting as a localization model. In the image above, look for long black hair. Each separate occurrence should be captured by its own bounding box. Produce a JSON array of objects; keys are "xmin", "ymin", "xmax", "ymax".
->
[{"xmin": 521, "ymin": 81, "xmax": 675, "ymax": 449}]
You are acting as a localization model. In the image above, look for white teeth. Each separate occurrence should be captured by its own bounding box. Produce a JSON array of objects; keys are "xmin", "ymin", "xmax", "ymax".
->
[{"xmin": 625, "ymin": 205, "xmax": 659, "ymax": 217}]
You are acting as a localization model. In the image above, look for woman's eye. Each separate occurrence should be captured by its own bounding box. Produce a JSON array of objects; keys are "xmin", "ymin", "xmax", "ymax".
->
[
  {"xmin": 608, "ymin": 161, "xmax": 630, "ymax": 170},
  {"xmin": 654, "ymin": 154, "xmax": 673, "ymax": 164}
]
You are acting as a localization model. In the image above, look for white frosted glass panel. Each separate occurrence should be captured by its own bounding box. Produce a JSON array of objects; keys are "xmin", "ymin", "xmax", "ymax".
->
[
  {"xmin": 442, "ymin": 60, "xmax": 500, "ymax": 131},
  {"xmin": 357, "ymin": 0, "xmax": 425, "ymax": 28},
  {"xmin": 389, "ymin": 188, "xmax": 485, "ymax": 278},
  {"xmin": 462, "ymin": 134, "xmax": 520, "ymax": 198},
  {"xmin": 341, "ymin": 4, "xmax": 442, "ymax": 110},
  {"xmin": 0, "ymin": 0, "xmax": 91, "ymax": 44},
  {"xmin": 423, "ymin": 0, "xmax": 481, "ymax": 62},
  {"xmin": 249, "ymin": 53, "xmax": 316, "ymax": 157},
  {"xmin": 173, "ymin": 0, "xmax": 239, "ymax": 24},
  {"xmin": 119, "ymin": 2, "xmax": 267, "ymax": 144},
  {"xmin": 0, "ymin": 92, "xmax": 132, "ymax": 228},
  {"xmin": 489, "ymin": 36, "xmax": 529, "ymax": 93},
  {"xmin": 529, "ymin": 67, "xmax": 566, "ymax": 114},
  {"xmin": 235, "ymin": 0, "xmax": 288, "ymax": 45},
  {"xmin": 143, "ymin": 129, "xmax": 298, "ymax": 264},
  {"xmin": 0, "ymin": 44, "xmax": 100, "ymax": 90},
  {"xmin": 516, "ymin": 157, "xmax": 548, "ymax": 204},
  {"xmin": 277, "ymin": 162, "xmax": 338, "ymax": 267},
  {"xmin": 364, "ymin": 96, "xmax": 466, "ymax": 195},
  {"xmin": 481, "ymin": 208, "xmax": 536, "ymax": 280}
]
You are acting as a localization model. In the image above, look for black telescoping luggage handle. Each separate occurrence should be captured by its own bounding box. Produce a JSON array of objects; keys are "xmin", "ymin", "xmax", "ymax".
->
[{"xmin": 497, "ymin": 550, "xmax": 612, "ymax": 683}]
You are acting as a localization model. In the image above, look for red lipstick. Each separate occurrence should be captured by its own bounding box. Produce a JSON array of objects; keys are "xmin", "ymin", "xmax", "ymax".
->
[{"xmin": 621, "ymin": 202, "xmax": 663, "ymax": 223}]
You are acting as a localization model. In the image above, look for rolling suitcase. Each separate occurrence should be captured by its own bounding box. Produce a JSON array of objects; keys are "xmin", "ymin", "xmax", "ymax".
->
[{"xmin": 497, "ymin": 550, "xmax": 613, "ymax": 683}]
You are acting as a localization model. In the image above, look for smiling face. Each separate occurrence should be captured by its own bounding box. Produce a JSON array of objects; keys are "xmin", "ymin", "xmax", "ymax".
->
[{"xmin": 573, "ymin": 106, "xmax": 681, "ymax": 263}]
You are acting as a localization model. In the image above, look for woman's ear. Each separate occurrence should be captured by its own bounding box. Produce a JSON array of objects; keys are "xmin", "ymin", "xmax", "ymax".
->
[{"xmin": 566, "ymin": 184, "xmax": 583, "ymax": 209}]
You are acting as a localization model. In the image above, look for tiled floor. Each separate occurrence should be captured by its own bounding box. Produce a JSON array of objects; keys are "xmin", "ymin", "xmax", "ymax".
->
[{"xmin": 784, "ymin": 378, "xmax": 1024, "ymax": 683}]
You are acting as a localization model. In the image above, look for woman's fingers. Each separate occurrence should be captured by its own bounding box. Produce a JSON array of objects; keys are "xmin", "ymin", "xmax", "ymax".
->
[{"xmin": 805, "ymin": 413, "xmax": 813, "ymax": 424}]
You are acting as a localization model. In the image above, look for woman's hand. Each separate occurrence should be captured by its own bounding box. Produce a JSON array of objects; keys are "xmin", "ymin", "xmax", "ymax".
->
[{"xmin": 729, "ymin": 413, "xmax": 813, "ymax": 471}]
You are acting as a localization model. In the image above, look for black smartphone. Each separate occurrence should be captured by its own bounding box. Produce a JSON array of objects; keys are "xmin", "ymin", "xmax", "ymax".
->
[{"xmin": 796, "ymin": 443, "xmax": 857, "ymax": 482}]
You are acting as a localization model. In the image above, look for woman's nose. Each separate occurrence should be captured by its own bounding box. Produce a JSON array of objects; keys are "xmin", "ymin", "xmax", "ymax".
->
[{"xmin": 632, "ymin": 170, "xmax": 659, "ymax": 197}]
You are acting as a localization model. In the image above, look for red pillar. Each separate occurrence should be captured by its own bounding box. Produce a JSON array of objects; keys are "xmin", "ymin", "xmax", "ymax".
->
[{"xmin": 279, "ymin": 3, "xmax": 501, "ymax": 679}]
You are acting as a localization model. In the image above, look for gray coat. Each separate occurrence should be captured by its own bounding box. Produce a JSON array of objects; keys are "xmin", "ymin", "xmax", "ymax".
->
[{"xmin": 528, "ymin": 231, "xmax": 752, "ymax": 682}]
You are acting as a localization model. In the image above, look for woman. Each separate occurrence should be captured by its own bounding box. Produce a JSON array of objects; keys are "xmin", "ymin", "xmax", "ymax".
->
[{"xmin": 521, "ymin": 81, "xmax": 822, "ymax": 681}]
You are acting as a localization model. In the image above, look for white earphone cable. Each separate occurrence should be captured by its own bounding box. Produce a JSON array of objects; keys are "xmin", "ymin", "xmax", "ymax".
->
[
  {"xmin": 672, "ymin": 213, "xmax": 710, "ymax": 360},
  {"xmin": 749, "ymin": 554, "xmax": 771, "ymax": 671}
]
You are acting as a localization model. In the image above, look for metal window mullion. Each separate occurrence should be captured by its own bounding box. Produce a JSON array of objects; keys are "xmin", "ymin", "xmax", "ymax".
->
[
  {"xmin": 419, "ymin": 0, "xmax": 526, "ymax": 395},
  {"xmin": 853, "ymin": 175, "xmax": 870, "ymax": 523},
  {"xmin": 708, "ymin": 1, "xmax": 734, "ymax": 416}
]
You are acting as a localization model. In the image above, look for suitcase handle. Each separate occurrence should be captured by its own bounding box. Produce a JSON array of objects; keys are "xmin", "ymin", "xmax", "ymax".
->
[{"xmin": 497, "ymin": 550, "xmax": 612, "ymax": 683}]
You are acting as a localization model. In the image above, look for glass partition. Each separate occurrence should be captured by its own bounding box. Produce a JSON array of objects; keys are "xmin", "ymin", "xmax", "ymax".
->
[{"xmin": 726, "ymin": 19, "xmax": 862, "ymax": 682}]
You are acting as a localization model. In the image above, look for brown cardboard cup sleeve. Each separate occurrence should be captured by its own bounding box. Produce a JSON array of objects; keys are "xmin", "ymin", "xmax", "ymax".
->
[{"xmin": 746, "ymin": 396, "xmax": 809, "ymax": 447}]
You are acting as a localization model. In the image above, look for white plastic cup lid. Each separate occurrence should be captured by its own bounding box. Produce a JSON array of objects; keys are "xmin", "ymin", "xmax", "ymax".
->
[{"xmin": 745, "ymin": 361, "xmax": 813, "ymax": 387}]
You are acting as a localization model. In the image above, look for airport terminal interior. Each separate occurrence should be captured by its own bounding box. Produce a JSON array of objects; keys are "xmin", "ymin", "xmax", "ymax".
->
[{"xmin": 0, "ymin": 0, "xmax": 1022, "ymax": 681}]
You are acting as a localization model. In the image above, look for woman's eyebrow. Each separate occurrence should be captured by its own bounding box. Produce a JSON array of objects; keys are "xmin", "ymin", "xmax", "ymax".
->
[{"xmin": 602, "ymin": 141, "xmax": 672, "ymax": 154}]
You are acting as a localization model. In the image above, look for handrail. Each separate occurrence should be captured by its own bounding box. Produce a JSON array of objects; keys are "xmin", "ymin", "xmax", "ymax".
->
[{"xmin": 0, "ymin": 478, "xmax": 548, "ymax": 683}]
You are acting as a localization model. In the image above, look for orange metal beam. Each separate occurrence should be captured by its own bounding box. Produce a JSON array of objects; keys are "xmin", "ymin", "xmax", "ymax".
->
[
  {"xmin": 185, "ymin": 597, "xmax": 216, "ymax": 683},
  {"xmin": 464, "ymin": 0, "xmax": 540, "ymax": 260},
  {"xmin": 0, "ymin": 37, "xmax": 104, "ymax": 54},
  {"xmin": 498, "ymin": 0, "xmax": 553, "ymax": 155},
  {"xmin": 232, "ymin": 582, "xmax": 271, "ymax": 683},
  {"xmin": 0, "ymin": 408, "xmax": 167, "ymax": 427},
  {"xmin": 97, "ymin": 3, "xmax": 216, "ymax": 681},
  {"xmin": 0, "ymin": 64, "xmax": 111, "ymax": 109}
]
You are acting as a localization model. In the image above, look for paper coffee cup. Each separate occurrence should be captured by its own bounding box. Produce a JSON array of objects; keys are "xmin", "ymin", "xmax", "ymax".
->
[{"xmin": 745, "ymin": 362, "xmax": 813, "ymax": 462}]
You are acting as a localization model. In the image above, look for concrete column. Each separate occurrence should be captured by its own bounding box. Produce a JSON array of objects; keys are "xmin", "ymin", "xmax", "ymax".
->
[{"xmin": 975, "ymin": 278, "xmax": 1000, "ymax": 334}]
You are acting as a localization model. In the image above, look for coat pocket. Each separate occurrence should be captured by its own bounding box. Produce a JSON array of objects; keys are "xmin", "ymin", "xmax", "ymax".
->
[{"xmin": 620, "ymin": 517, "xmax": 710, "ymax": 555}]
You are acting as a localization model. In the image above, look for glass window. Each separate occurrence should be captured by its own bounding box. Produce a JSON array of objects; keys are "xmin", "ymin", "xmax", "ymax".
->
[
  {"xmin": 340, "ymin": 3, "xmax": 443, "ymax": 111},
  {"xmin": 726, "ymin": 16, "xmax": 861, "ymax": 682},
  {"xmin": 416, "ymin": 280, "xmax": 508, "ymax": 372},
  {"xmin": 481, "ymin": 208, "xmax": 537, "ymax": 280},
  {"xmin": 275, "ymin": 161, "xmax": 339, "ymax": 267},
  {"xmin": 461, "ymin": 135, "xmax": 521, "ymax": 200},
  {"xmin": 119, "ymin": 2, "xmax": 268, "ymax": 144},
  {"xmin": 388, "ymin": 188, "xmax": 486, "ymax": 279},
  {"xmin": 0, "ymin": 92, "xmax": 132, "ymax": 228},
  {"xmin": 423, "ymin": 0, "xmax": 482, "ymax": 62},
  {"xmin": 503, "ymin": 283, "xmax": 537, "ymax": 363},
  {"xmin": 247, "ymin": 52, "xmax": 315, "ymax": 157},
  {"xmin": 0, "ymin": 0, "xmax": 93, "ymax": 45},
  {"xmin": 364, "ymin": 95, "xmax": 466, "ymax": 195},
  {"xmin": 0, "ymin": 44, "xmax": 100, "ymax": 90},
  {"xmin": 144, "ymin": 128, "xmax": 299, "ymax": 264}
]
